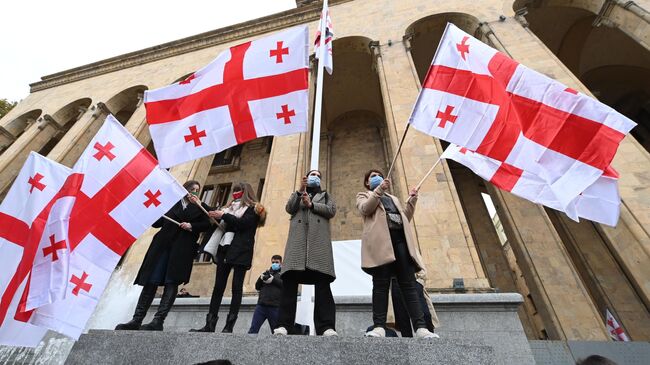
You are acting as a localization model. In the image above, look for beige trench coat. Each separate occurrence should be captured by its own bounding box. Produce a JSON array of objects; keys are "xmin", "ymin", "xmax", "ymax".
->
[{"xmin": 356, "ymin": 189, "xmax": 425, "ymax": 272}]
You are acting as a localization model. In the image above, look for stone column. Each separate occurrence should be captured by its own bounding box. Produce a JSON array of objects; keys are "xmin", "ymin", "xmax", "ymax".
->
[
  {"xmin": 488, "ymin": 185, "xmax": 608, "ymax": 340},
  {"xmin": 0, "ymin": 127, "xmax": 17, "ymax": 153},
  {"xmin": 490, "ymin": 17, "xmax": 649, "ymax": 337},
  {"xmin": 0, "ymin": 116, "xmax": 60, "ymax": 193},
  {"xmin": 497, "ymin": 16, "xmax": 650, "ymax": 308},
  {"xmin": 46, "ymin": 102, "xmax": 112, "ymax": 167},
  {"xmin": 548, "ymin": 212, "xmax": 650, "ymax": 340},
  {"xmin": 371, "ymin": 40, "xmax": 489, "ymax": 290},
  {"xmin": 481, "ymin": 18, "xmax": 611, "ymax": 341},
  {"xmin": 124, "ymin": 102, "xmax": 151, "ymax": 147}
]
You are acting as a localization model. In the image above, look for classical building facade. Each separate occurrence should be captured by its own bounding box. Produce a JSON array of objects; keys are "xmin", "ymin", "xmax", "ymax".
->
[{"xmin": 1, "ymin": 0, "xmax": 649, "ymax": 342}]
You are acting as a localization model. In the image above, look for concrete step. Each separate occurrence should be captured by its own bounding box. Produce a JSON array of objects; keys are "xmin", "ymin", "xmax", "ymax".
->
[{"xmin": 65, "ymin": 330, "xmax": 495, "ymax": 365}]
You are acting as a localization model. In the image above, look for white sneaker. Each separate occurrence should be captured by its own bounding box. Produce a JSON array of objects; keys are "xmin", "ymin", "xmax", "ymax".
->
[
  {"xmin": 364, "ymin": 327, "xmax": 386, "ymax": 337},
  {"xmin": 415, "ymin": 328, "xmax": 439, "ymax": 339},
  {"xmin": 273, "ymin": 327, "xmax": 288, "ymax": 336},
  {"xmin": 323, "ymin": 329, "xmax": 338, "ymax": 337}
]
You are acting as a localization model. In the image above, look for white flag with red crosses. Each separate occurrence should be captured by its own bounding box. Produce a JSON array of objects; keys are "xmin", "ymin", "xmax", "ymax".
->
[
  {"xmin": 22, "ymin": 115, "xmax": 187, "ymax": 339},
  {"xmin": 441, "ymin": 144, "xmax": 621, "ymax": 226},
  {"xmin": 606, "ymin": 309, "xmax": 630, "ymax": 341},
  {"xmin": 314, "ymin": 3, "xmax": 334, "ymax": 75},
  {"xmin": 0, "ymin": 152, "xmax": 71, "ymax": 347},
  {"xmin": 145, "ymin": 26, "xmax": 310, "ymax": 168},
  {"xmin": 409, "ymin": 23, "xmax": 635, "ymax": 209}
]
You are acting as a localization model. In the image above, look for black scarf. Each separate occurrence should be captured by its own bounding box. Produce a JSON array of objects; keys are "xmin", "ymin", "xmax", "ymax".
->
[{"xmin": 306, "ymin": 186, "xmax": 322, "ymax": 199}]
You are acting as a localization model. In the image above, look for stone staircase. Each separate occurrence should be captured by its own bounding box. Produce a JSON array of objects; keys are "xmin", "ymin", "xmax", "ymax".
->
[{"xmin": 65, "ymin": 330, "xmax": 496, "ymax": 365}]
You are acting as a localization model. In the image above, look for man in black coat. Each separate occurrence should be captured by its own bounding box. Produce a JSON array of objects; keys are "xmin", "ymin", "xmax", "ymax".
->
[
  {"xmin": 115, "ymin": 180, "xmax": 211, "ymax": 331},
  {"xmin": 248, "ymin": 255, "xmax": 283, "ymax": 334}
]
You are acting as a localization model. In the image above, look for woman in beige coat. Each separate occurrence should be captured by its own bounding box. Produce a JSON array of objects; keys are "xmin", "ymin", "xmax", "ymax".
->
[{"xmin": 356, "ymin": 169, "xmax": 437, "ymax": 339}]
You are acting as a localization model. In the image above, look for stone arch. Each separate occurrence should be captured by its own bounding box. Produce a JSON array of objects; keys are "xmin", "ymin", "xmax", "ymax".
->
[
  {"xmin": 514, "ymin": 0, "xmax": 650, "ymax": 152},
  {"xmin": 54, "ymin": 85, "xmax": 147, "ymax": 167},
  {"xmin": 317, "ymin": 35, "xmax": 392, "ymax": 241},
  {"xmin": 405, "ymin": 12, "xmax": 545, "ymax": 339},
  {"xmin": 38, "ymin": 98, "xmax": 93, "ymax": 156},
  {"xmin": 0, "ymin": 109, "xmax": 42, "ymax": 151},
  {"xmin": 106, "ymin": 85, "xmax": 148, "ymax": 125},
  {"xmin": 405, "ymin": 12, "xmax": 481, "ymax": 83},
  {"xmin": 513, "ymin": 0, "xmax": 650, "ymax": 52}
]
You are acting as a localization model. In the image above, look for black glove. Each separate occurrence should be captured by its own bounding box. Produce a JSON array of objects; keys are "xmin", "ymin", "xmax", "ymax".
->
[{"xmin": 262, "ymin": 271, "xmax": 272, "ymax": 281}]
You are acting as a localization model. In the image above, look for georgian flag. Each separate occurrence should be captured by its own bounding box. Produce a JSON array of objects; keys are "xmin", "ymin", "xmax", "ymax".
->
[
  {"xmin": 441, "ymin": 144, "xmax": 621, "ymax": 226},
  {"xmin": 145, "ymin": 26, "xmax": 310, "ymax": 168},
  {"xmin": 314, "ymin": 3, "xmax": 334, "ymax": 74},
  {"xmin": 0, "ymin": 152, "xmax": 71, "ymax": 347},
  {"xmin": 409, "ymin": 23, "xmax": 635, "ymax": 209},
  {"xmin": 23, "ymin": 115, "xmax": 187, "ymax": 339},
  {"xmin": 606, "ymin": 309, "xmax": 630, "ymax": 341}
]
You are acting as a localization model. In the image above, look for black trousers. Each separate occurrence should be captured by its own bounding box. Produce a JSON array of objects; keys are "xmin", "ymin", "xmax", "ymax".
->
[
  {"xmin": 392, "ymin": 280, "xmax": 435, "ymax": 337},
  {"xmin": 208, "ymin": 263, "xmax": 247, "ymax": 316},
  {"xmin": 277, "ymin": 274, "xmax": 336, "ymax": 335},
  {"xmin": 369, "ymin": 229, "xmax": 426, "ymax": 330}
]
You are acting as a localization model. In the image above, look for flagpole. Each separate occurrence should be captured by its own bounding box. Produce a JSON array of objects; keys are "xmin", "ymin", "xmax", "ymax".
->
[
  {"xmin": 415, "ymin": 157, "xmax": 442, "ymax": 190},
  {"xmin": 310, "ymin": 0, "xmax": 328, "ymax": 170},
  {"xmin": 386, "ymin": 124, "xmax": 410, "ymax": 179},
  {"xmin": 188, "ymin": 197, "xmax": 225, "ymax": 229},
  {"xmin": 162, "ymin": 215, "xmax": 181, "ymax": 226}
]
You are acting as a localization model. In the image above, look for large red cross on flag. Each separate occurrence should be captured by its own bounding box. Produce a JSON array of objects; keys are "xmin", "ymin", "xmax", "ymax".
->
[
  {"xmin": 19, "ymin": 115, "xmax": 188, "ymax": 339},
  {"xmin": 145, "ymin": 26, "xmax": 310, "ymax": 168},
  {"xmin": 409, "ymin": 23, "xmax": 636, "ymax": 209},
  {"xmin": 441, "ymin": 144, "xmax": 621, "ymax": 226},
  {"xmin": 0, "ymin": 152, "xmax": 71, "ymax": 347}
]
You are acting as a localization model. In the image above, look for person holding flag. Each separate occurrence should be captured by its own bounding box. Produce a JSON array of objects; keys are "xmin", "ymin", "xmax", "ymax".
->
[
  {"xmin": 115, "ymin": 180, "xmax": 211, "ymax": 332},
  {"xmin": 356, "ymin": 169, "xmax": 438, "ymax": 339},
  {"xmin": 191, "ymin": 182, "xmax": 266, "ymax": 333}
]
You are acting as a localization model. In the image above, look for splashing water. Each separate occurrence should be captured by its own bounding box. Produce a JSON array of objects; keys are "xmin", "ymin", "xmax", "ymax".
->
[{"xmin": 86, "ymin": 265, "xmax": 142, "ymax": 329}]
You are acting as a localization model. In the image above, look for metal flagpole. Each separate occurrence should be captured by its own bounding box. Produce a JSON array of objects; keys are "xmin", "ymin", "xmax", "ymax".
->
[{"xmin": 309, "ymin": 0, "xmax": 328, "ymax": 170}]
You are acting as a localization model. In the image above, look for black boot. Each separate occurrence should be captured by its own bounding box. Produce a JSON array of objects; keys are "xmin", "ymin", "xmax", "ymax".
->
[
  {"xmin": 115, "ymin": 284, "xmax": 157, "ymax": 330},
  {"xmin": 221, "ymin": 313, "xmax": 238, "ymax": 333},
  {"xmin": 189, "ymin": 313, "xmax": 219, "ymax": 332},
  {"xmin": 141, "ymin": 284, "xmax": 177, "ymax": 331}
]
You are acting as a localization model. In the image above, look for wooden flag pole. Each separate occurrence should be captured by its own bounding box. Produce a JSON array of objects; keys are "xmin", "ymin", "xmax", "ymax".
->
[
  {"xmin": 162, "ymin": 215, "xmax": 181, "ymax": 226},
  {"xmin": 386, "ymin": 124, "xmax": 410, "ymax": 179},
  {"xmin": 188, "ymin": 197, "xmax": 224, "ymax": 229},
  {"xmin": 415, "ymin": 157, "xmax": 442, "ymax": 191}
]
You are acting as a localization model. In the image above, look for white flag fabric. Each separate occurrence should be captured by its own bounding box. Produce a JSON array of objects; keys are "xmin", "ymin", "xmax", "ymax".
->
[
  {"xmin": 25, "ymin": 115, "xmax": 187, "ymax": 339},
  {"xmin": 0, "ymin": 152, "xmax": 71, "ymax": 347},
  {"xmin": 441, "ymin": 144, "xmax": 621, "ymax": 226},
  {"xmin": 314, "ymin": 4, "xmax": 334, "ymax": 75},
  {"xmin": 606, "ymin": 309, "xmax": 630, "ymax": 341},
  {"xmin": 145, "ymin": 26, "xmax": 310, "ymax": 168},
  {"xmin": 409, "ymin": 23, "xmax": 635, "ymax": 209}
]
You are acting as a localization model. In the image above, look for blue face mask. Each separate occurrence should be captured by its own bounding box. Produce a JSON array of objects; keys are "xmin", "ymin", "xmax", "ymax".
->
[
  {"xmin": 271, "ymin": 263, "xmax": 281, "ymax": 271},
  {"xmin": 307, "ymin": 175, "xmax": 321, "ymax": 187},
  {"xmin": 369, "ymin": 175, "xmax": 384, "ymax": 190}
]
